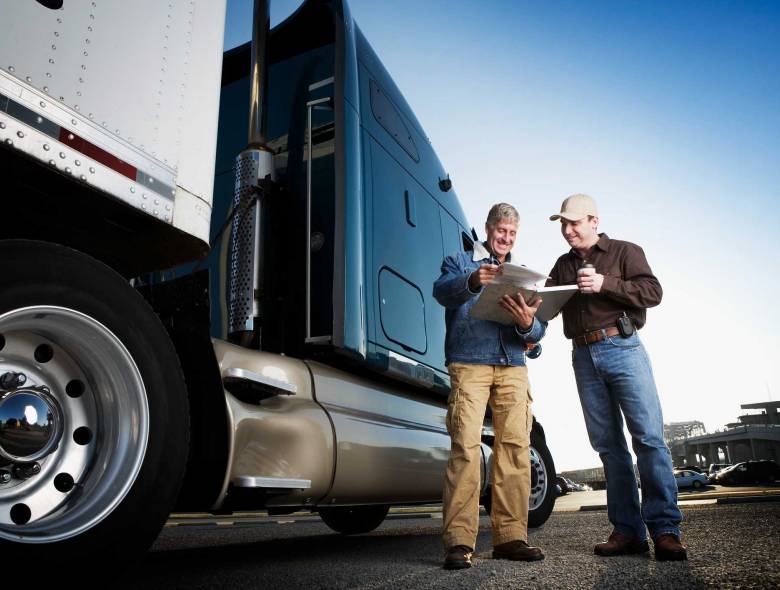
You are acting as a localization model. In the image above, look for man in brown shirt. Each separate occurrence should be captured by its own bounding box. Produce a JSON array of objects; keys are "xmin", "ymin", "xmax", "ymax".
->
[{"xmin": 546, "ymin": 193, "xmax": 687, "ymax": 561}]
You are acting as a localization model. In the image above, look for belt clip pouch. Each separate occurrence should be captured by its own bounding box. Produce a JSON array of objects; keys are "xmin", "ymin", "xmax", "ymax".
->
[{"xmin": 617, "ymin": 312, "xmax": 634, "ymax": 338}]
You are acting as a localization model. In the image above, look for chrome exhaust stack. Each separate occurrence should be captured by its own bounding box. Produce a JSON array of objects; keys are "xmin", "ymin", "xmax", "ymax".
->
[{"xmin": 228, "ymin": 0, "xmax": 275, "ymax": 343}]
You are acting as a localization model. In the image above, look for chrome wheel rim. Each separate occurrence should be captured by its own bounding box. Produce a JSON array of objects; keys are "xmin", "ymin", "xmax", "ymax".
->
[
  {"xmin": 529, "ymin": 446, "xmax": 548, "ymax": 511},
  {"xmin": 0, "ymin": 306, "xmax": 149, "ymax": 543}
]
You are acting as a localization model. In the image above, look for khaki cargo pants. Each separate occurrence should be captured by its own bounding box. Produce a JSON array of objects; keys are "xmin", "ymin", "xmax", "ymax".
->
[{"xmin": 442, "ymin": 363, "xmax": 533, "ymax": 549}]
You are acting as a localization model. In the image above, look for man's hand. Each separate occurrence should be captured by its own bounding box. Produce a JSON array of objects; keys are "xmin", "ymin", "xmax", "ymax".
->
[
  {"xmin": 468, "ymin": 264, "xmax": 500, "ymax": 291},
  {"xmin": 500, "ymin": 292, "xmax": 542, "ymax": 331},
  {"xmin": 577, "ymin": 267, "xmax": 604, "ymax": 294}
]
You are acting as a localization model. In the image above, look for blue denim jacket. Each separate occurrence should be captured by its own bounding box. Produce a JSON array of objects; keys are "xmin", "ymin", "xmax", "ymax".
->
[{"xmin": 433, "ymin": 242, "xmax": 546, "ymax": 366}]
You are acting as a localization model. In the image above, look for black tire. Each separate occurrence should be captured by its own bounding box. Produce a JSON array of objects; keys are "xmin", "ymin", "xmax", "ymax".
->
[
  {"xmin": 692, "ymin": 480, "xmax": 703, "ymax": 489},
  {"xmin": 0, "ymin": 240, "xmax": 189, "ymax": 565},
  {"xmin": 319, "ymin": 505, "xmax": 390, "ymax": 535},
  {"xmin": 480, "ymin": 427, "xmax": 557, "ymax": 528}
]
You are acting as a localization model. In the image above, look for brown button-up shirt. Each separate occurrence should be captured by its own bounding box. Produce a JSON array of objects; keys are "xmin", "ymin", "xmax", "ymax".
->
[{"xmin": 545, "ymin": 234, "xmax": 662, "ymax": 339}]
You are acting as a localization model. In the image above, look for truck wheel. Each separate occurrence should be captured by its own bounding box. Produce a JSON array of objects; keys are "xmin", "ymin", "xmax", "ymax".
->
[
  {"xmin": 319, "ymin": 505, "xmax": 390, "ymax": 534},
  {"xmin": 0, "ymin": 240, "xmax": 189, "ymax": 564},
  {"xmin": 527, "ymin": 428, "xmax": 556, "ymax": 527},
  {"xmin": 481, "ymin": 428, "xmax": 557, "ymax": 528}
]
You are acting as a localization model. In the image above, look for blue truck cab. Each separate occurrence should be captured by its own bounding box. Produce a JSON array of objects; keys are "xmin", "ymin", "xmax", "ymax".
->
[
  {"xmin": 215, "ymin": 0, "xmax": 471, "ymax": 393},
  {"xmin": 196, "ymin": 0, "xmax": 557, "ymax": 532}
]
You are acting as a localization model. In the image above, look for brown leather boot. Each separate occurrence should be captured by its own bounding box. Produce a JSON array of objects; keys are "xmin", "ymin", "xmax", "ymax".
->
[
  {"xmin": 493, "ymin": 540, "xmax": 545, "ymax": 561},
  {"xmin": 654, "ymin": 534, "xmax": 687, "ymax": 561},
  {"xmin": 594, "ymin": 530, "xmax": 649, "ymax": 556},
  {"xmin": 443, "ymin": 545, "xmax": 473, "ymax": 570}
]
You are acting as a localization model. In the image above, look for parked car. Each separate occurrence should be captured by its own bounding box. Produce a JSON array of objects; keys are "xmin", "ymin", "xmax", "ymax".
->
[
  {"xmin": 708, "ymin": 463, "xmax": 732, "ymax": 476},
  {"xmin": 674, "ymin": 470, "xmax": 709, "ymax": 489},
  {"xmin": 707, "ymin": 463, "xmax": 732, "ymax": 481},
  {"xmin": 714, "ymin": 460, "xmax": 780, "ymax": 485},
  {"xmin": 563, "ymin": 477, "xmax": 586, "ymax": 492},
  {"xmin": 676, "ymin": 464, "xmax": 704, "ymax": 474},
  {"xmin": 556, "ymin": 476, "xmax": 570, "ymax": 495}
]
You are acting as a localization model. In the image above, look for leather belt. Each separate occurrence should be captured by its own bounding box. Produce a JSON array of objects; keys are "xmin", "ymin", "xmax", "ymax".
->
[{"xmin": 572, "ymin": 326, "xmax": 621, "ymax": 348}]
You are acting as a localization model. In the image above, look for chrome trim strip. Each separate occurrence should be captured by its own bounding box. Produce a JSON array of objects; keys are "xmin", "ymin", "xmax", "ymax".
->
[
  {"xmin": 308, "ymin": 76, "xmax": 335, "ymax": 92},
  {"xmin": 305, "ymin": 96, "xmax": 332, "ymax": 340},
  {"xmin": 387, "ymin": 350, "xmax": 436, "ymax": 388},
  {"xmin": 306, "ymin": 101, "xmax": 312, "ymax": 339},
  {"xmin": 233, "ymin": 476, "xmax": 311, "ymax": 489},
  {"xmin": 222, "ymin": 367, "xmax": 297, "ymax": 395}
]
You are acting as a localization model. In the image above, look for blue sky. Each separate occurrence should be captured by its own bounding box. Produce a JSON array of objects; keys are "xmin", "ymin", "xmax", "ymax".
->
[{"xmin": 225, "ymin": 0, "xmax": 780, "ymax": 470}]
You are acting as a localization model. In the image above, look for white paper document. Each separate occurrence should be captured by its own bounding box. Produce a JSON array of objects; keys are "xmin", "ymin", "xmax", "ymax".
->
[
  {"xmin": 490, "ymin": 262, "xmax": 549, "ymax": 287},
  {"xmin": 468, "ymin": 264, "xmax": 578, "ymax": 324}
]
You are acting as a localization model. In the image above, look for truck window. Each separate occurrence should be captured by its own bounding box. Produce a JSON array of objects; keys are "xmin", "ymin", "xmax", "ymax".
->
[
  {"xmin": 439, "ymin": 209, "xmax": 461, "ymax": 258},
  {"xmin": 369, "ymin": 79, "xmax": 419, "ymax": 162},
  {"xmin": 462, "ymin": 231, "xmax": 474, "ymax": 252}
]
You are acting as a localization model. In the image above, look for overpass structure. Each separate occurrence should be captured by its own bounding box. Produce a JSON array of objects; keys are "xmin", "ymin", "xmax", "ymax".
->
[
  {"xmin": 669, "ymin": 402, "xmax": 780, "ymax": 468},
  {"xmin": 564, "ymin": 402, "xmax": 780, "ymax": 482}
]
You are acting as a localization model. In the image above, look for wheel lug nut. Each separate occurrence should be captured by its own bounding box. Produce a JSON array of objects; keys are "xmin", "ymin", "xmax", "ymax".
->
[
  {"xmin": 0, "ymin": 469, "xmax": 11, "ymax": 484},
  {"xmin": 0, "ymin": 371, "xmax": 27, "ymax": 389},
  {"xmin": 12, "ymin": 462, "xmax": 41, "ymax": 480}
]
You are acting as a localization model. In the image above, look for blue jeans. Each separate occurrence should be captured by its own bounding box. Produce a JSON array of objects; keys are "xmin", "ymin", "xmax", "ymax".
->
[{"xmin": 572, "ymin": 331, "xmax": 682, "ymax": 540}]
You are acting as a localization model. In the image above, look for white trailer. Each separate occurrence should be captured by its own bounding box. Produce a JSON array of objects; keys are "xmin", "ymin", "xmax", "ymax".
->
[
  {"xmin": 0, "ymin": 0, "xmax": 224, "ymax": 246},
  {"xmin": 0, "ymin": 0, "xmax": 228, "ymax": 562}
]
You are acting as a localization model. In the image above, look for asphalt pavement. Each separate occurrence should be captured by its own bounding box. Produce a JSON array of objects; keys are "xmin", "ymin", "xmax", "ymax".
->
[{"xmin": 119, "ymin": 500, "xmax": 780, "ymax": 589}]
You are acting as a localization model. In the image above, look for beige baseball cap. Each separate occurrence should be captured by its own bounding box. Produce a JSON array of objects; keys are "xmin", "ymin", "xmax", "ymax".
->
[{"xmin": 549, "ymin": 193, "xmax": 598, "ymax": 221}]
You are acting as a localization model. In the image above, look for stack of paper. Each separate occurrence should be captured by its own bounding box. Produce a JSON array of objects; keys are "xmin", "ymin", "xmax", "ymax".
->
[
  {"xmin": 468, "ymin": 263, "xmax": 578, "ymax": 324},
  {"xmin": 490, "ymin": 263, "xmax": 549, "ymax": 286}
]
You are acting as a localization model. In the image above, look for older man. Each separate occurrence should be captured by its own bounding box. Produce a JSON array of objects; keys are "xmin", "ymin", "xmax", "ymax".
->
[
  {"xmin": 433, "ymin": 203, "xmax": 546, "ymax": 570},
  {"xmin": 546, "ymin": 193, "xmax": 686, "ymax": 561}
]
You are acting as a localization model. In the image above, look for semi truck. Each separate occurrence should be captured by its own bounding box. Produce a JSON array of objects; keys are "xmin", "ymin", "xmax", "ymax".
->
[{"xmin": 0, "ymin": 0, "xmax": 557, "ymax": 561}]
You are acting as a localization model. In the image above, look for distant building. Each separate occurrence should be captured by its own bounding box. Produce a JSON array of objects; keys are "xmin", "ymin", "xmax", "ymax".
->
[
  {"xmin": 563, "ymin": 403, "xmax": 779, "ymax": 483},
  {"xmin": 668, "ymin": 402, "xmax": 780, "ymax": 468},
  {"xmin": 727, "ymin": 401, "xmax": 780, "ymax": 427}
]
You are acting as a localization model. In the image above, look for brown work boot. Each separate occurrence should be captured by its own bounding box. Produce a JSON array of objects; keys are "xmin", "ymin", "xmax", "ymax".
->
[
  {"xmin": 654, "ymin": 534, "xmax": 687, "ymax": 561},
  {"xmin": 443, "ymin": 545, "xmax": 473, "ymax": 570},
  {"xmin": 594, "ymin": 530, "xmax": 649, "ymax": 556},
  {"xmin": 493, "ymin": 540, "xmax": 545, "ymax": 561}
]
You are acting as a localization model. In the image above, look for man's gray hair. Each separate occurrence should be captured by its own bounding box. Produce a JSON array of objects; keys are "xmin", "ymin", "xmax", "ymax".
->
[{"xmin": 486, "ymin": 203, "xmax": 520, "ymax": 227}]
